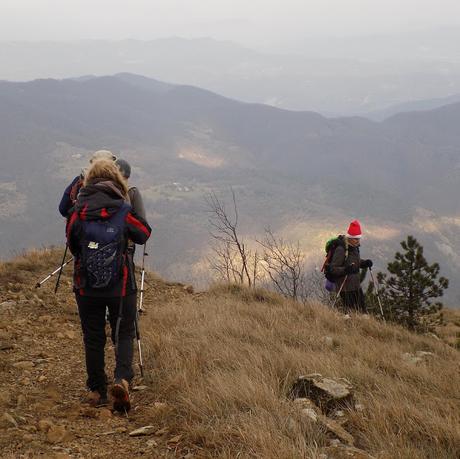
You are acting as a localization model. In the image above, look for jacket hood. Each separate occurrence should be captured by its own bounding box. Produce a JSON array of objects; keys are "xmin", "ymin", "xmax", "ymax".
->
[{"xmin": 76, "ymin": 180, "xmax": 127, "ymax": 221}]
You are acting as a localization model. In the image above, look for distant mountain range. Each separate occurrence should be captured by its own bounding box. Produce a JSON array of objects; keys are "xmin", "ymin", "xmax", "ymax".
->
[
  {"xmin": 2, "ymin": 37, "xmax": 460, "ymax": 115},
  {"xmin": 1, "ymin": 74, "xmax": 459, "ymax": 304}
]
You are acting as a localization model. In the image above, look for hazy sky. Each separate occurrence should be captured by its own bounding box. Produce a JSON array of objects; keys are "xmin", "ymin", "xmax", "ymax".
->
[{"xmin": 2, "ymin": 0, "xmax": 460, "ymax": 46}]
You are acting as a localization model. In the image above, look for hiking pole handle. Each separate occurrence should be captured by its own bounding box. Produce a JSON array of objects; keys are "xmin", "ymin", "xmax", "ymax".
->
[{"xmin": 35, "ymin": 257, "xmax": 74, "ymax": 288}]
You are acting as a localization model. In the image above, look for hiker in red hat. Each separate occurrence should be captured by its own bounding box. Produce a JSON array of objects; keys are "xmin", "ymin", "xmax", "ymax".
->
[{"xmin": 328, "ymin": 220, "xmax": 373, "ymax": 312}]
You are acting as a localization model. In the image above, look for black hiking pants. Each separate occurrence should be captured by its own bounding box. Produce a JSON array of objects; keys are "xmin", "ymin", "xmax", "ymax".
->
[
  {"xmin": 76, "ymin": 293, "xmax": 136, "ymax": 398},
  {"xmin": 340, "ymin": 288, "xmax": 367, "ymax": 313}
]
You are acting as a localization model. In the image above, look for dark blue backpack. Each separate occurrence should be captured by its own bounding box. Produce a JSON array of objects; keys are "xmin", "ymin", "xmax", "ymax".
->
[{"xmin": 79, "ymin": 204, "xmax": 131, "ymax": 290}]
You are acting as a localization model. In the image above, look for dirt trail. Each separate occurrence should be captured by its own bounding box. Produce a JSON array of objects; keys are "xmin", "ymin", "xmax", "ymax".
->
[{"xmin": 0, "ymin": 257, "xmax": 194, "ymax": 458}]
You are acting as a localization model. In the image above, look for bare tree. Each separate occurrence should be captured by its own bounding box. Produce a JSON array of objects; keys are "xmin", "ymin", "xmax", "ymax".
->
[
  {"xmin": 257, "ymin": 229, "xmax": 306, "ymax": 300},
  {"xmin": 302, "ymin": 268, "xmax": 334, "ymax": 306},
  {"xmin": 206, "ymin": 190, "xmax": 257, "ymax": 287}
]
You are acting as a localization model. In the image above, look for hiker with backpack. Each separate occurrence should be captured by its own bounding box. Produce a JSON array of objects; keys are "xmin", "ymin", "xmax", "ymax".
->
[
  {"xmin": 324, "ymin": 220, "xmax": 373, "ymax": 313},
  {"xmin": 58, "ymin": 150, "xmax": 117, "ymax": 218},
  {"xmin": 66, "ymin": 159, "xmax": 151, "ymax": 412}
]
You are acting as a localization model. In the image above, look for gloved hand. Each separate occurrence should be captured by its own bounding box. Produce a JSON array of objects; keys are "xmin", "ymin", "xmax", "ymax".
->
[
  {"xmin": 344, "ymin": 263, "xmax": 359, "ymax": 275},
  {"xmin": 362, "ymin": 259, "xmax": 373, "ymax": 269}
]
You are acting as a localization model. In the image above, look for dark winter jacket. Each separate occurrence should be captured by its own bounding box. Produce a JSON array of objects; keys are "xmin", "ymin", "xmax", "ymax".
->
[
  {"xmin": 66, "ymin": 180, "xmax": 151, "ymax": 297},
  {"xmin": 329, "ymin": 243, "xmax": 367, "ymax": 292},
  {"xmin": 127, "ymin": 187, "xmax": 146, "ymax": 220},
  {"xmin": 59, "ymin": 175, "xmax": 82, "ymax": 217}
]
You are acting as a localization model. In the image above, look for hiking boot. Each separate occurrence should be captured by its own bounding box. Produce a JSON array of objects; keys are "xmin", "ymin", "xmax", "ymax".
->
[
  {"xmin": 84, "ymin": 390, "xmax": 108, "ymax": 408},
  {"xmin": 111, "ymin": 379, "xmax": 131, "ymax": 413}
]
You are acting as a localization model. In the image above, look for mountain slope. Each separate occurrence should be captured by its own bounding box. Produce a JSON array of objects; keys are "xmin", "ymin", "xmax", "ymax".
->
[
  {"xmin": 0, "ymin": 74, "xmax": 459, "ymax": 302},
  {"xmin": 0, "ymin": 249, "xmax": 459, "ymax": 458}
]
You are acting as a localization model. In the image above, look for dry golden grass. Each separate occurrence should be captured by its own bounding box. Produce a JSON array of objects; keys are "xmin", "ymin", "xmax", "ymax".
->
[
  {"xmin": 2, "ymin": 249, "xmax": 458, "ymax": 458},
  {"xmin": 437, "ymin": 308, "xmax": 460, "ymax": 349},
  {"xmin": 141, "ymin": 282, "xmax": 460, "ymax": 458}
]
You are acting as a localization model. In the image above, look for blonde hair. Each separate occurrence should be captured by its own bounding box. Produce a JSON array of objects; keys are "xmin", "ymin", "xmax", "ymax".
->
[{"xmin": 84, "ymin": 159, "xmax": 128, "ymax": 198}]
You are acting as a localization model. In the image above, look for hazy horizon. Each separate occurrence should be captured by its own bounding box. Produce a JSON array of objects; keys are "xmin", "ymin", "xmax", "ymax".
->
[{"xmin": 2, "ymin": 0, "xmax": 460, "ymax": 50}]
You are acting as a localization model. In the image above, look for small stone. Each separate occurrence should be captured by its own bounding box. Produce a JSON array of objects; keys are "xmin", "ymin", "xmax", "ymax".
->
[
  {"xmin": 321, "ymin": 444, "xmax": 376, "ymax": 459},
  {"xmin": 1, "ymin": 412, "xmax": 18, "ymax": 428},
  {"xmin": 96, "ymin": 430, "xmax": 116, "ymax": 437},
  {"xmin": 301, "ymin": 408, "xmax": 318, "ymax": 422},
  {"xmin": 23, "ymin": 433, "xmax": 35, "ymax": 442},
  {"xmin": 46, "ymin": 425, "xmax": 70, "ymax": 444},
  {"xmin": 168, "ymin": 434, "xmax": 183, "ymax": 444},
  {"xmin": 153, "ymin": 402, "xmax": 168, "ymax": 411},
  {"xmin": 13, "ymin": 361, "xmax": 35, "ymax": 370},
  {"xmin": 416, "ymin": 351, "xmax": 435, "ymax": 359},
  {"xmin": 183, "ymin": 285, "xmax": 194, "ymax": 294},
  {"xmin": 324, "ymin": 336, "xmax": 335, "ymax": 348},
  {"xmin": 56, "ymin": 332, "xmax": 65, "ymax": 339},
  {"xmin": 132, "ymin": 385, "xmax": 148, "ymax": 391},
  {"xmin": 64, "ymin": 330, "xmax": 77, "ymax": 340},
  {"xmin": 321, "ymin": 416, "xmax": 355, "ymax": 446},
  {"xmin": 38, "ymin": 375, "xmax": 47, "ymax": 383},
  {"xmin": 38, "ymin": 419, "xmax": 54, "ymax": 432},
  {"xmin": 129, "ymin": 425, "xmax": 155, "ymax": 437}
]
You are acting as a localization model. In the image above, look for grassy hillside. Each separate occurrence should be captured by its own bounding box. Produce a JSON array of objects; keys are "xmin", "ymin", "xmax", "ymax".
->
[{"xmin": 0, "ymin": 249, "xmax": 459, "ymax": 458}]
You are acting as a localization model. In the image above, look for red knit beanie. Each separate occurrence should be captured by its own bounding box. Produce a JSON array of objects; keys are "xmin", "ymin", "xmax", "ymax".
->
[{"xmin": 346, "ymin": 220, "xmax": 362, "ymax": 238}]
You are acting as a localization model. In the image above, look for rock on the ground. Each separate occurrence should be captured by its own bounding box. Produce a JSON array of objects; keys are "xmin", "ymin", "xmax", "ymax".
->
[
  {"xmin": 12, "ymin": 361, "xmax": 35, "ymax": 370},
  {"xmin": 1, "ymin": 412, "xmax": 18, "ymax": 428},
  {"xmin": 129, "ymin": 425, "xmax": 156, "ymax": 437},
  {"xmin": 38, "ymin": 419, "xmax": 54, "ymax": 432},
  {"xmin": 402, "ymin": 351, "xmax": 435, "ymax": 365},
  {"xmin": 295, "ymin": 398, "xmax": 354, "ymax": 445},
  {"xmin": 290, "ymin": 375, "xmax": 353, "ymax": 413},
  {"xmin": 46, "ymin": 425, "xmax": 71, "ymax": 444},
  {"xmin": 132, "ymin": 385, "xmax": 149, "ymax": 391}
]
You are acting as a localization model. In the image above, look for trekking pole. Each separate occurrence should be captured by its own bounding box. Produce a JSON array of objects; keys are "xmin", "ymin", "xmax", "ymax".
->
[
  {"xmin": 369, "ymin": 268, "xmax": 385, "ymax": 320},
  {"xmin": 54, "ymin": 245, "xmax": 68, "ymax": 294},
  {"xmin": 134, "ymin": 310, "xmax": 144, "ymax": 377},
  {"xmin": 332, "ymin": 275, "xmax": 348, "ymax": 308},
  {"xmin": 35, "ymin": 256, "xmax": 74, "ymax": 289},
  {"xmin": 138, "ymin": 244, "xmax": 148, "ymax": 313}
]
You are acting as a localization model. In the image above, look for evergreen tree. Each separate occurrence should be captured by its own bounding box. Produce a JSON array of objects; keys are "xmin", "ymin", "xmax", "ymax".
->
[{"xmin": 376, "ymin": 236, "xmax": 448, "ymax": 330}]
